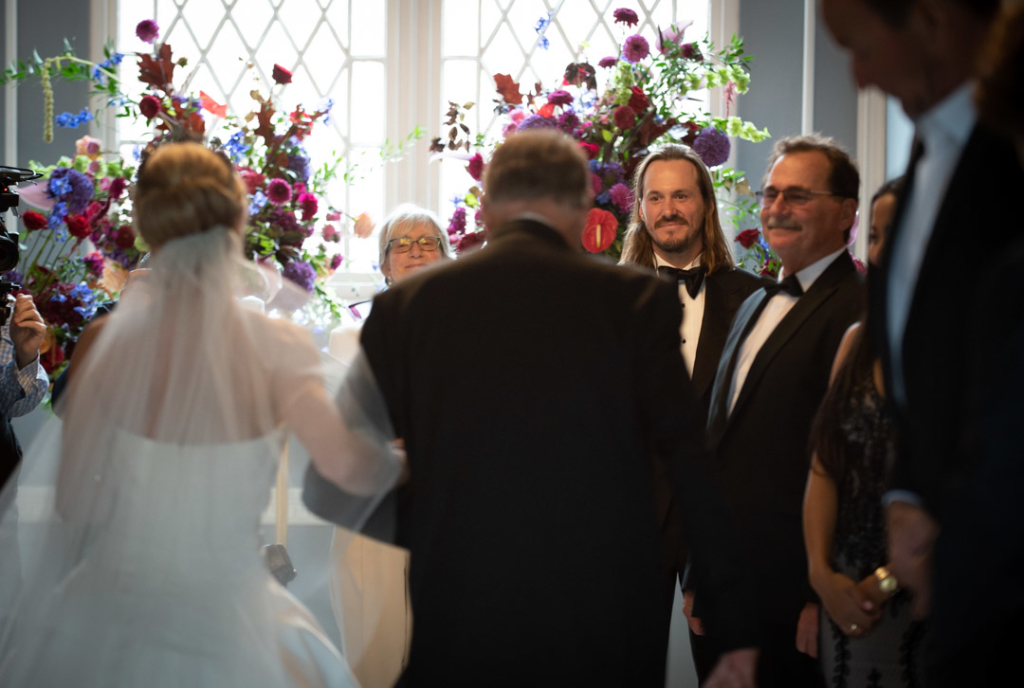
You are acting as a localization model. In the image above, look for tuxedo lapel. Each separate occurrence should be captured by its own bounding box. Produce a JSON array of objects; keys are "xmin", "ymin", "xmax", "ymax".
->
[
  {"xmin": 706, "ymin": 290, "xmax": 767, "ymax": 447},
  {"xmin": 728, "ymin": 253, "xmax": 856, "ymax": 423},
  {"xmin": 691, "ymin": 275, "xmax": 731, "ymax": 400}
]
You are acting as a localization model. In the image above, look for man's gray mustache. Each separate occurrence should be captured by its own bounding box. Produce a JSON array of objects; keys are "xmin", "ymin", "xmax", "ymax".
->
[{"xmin": 765, "ymin": 219, "xmax": 800, "ymax": 230}]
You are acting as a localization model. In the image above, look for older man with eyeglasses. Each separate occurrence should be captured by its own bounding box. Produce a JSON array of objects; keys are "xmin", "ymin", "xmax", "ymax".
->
[{"xmin": 693, "ymin": 134, "xmax": 864, "ymax": 687}]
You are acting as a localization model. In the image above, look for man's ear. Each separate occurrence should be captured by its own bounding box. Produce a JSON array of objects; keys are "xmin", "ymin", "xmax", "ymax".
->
[{"xmin": 840, "ymin": 198, "xmax": 859, "ymax": 237}]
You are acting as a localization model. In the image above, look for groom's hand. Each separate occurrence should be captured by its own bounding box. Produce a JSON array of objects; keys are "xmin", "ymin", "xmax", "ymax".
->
[{"xmin": 704, "ymin": 648, "xmax": 758, "ymax": 688}]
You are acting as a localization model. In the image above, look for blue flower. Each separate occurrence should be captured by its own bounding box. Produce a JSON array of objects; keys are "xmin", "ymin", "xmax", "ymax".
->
[
  {"xmin": 55, "ymin": 229, "xmax": 70, "ymax": 244},
  {"xmin": 222, "ymin": 130, "xmax": 251, "ymax": 163},
  {"xmin": 48, "ymin": 202, "xmax": 68, "ymax": 228},
  {"xmin": 249, "ymin": 190, "xmax": 268, "ymax": 215},
  {"xmin": 54, "ymin": 108, "xmax": 94, "ymax": 129},
  {"xmin": 99, "ymin": 52, "xmax": 124, "ymax": 68},
  {"xmin": 91, "ymin": 67, "xmax": 106, "ymax": 86},
  {"xmin": 318, "ymin": 97, "xmax": 335, "ymax": 126},
  {"xmin": 534, "ymin": 12, "xmax": 552, "ymax": 32},
  {"xmin": 108, "ymin": 95, "xmax": 130, "ymax": 108},
  {"xmin": 48, "ymin": 175, "xmax": 72, "ymax": 197},
  {"xmin": 596, "ymin": 191, "xmax": 611, "ymax": 205},
  {"xmin": 50, "ymin": 293, "xmax": 67, "ymax": 304},
  {"xmin": 538, "ymin": 35, "xmax": 550, "ymax": 50}
]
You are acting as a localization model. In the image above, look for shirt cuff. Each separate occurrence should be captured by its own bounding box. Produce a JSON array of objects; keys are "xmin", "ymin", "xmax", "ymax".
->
[
  {"xmin": 16, "ymin": 355, "xmax": 46, "ymax": 389},
  {"xmin": 882, "ymin": 489, "xmax": 923, "ymax": 509}
]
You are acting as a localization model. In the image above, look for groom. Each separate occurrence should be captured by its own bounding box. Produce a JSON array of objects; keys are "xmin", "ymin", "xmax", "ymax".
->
[{"xmin": 307, "ymin": 130, "xmax": 759, "ymax": 687}]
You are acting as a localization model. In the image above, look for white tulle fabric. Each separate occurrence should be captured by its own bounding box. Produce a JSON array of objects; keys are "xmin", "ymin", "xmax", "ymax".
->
[{"xmin": 0, "ymin": 227, "xmax": 400, "ymax": 687}]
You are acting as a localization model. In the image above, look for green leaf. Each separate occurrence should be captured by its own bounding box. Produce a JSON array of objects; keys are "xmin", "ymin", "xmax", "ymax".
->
[{"xmin": 601, "ymin": 129, "xmax": 613, "ymax": 143}]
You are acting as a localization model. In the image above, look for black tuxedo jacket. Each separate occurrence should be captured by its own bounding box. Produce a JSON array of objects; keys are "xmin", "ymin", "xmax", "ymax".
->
[
  {"xmin": 343, "ymin": 219, "xmax": 758, "ymax": 687},
  {"xmin": 691, "ymin": 268, "xmax": 774, "ymax": 420},
  {"xmin": 874, "ymin": 124, "xmax": 1024, "ymax": 524},
  {"xmin": 874, "ymin": 123, "xmax": 1024, "ymax": 685},
  {"xmin": 699, "ymin": 251, "xmax": 863, "ymax": 625}
]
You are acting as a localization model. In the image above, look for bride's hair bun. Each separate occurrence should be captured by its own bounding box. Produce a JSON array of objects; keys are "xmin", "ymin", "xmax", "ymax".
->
[{"xmin": 134, "ymin": 142, "xmax": 248, "ymax": 248}]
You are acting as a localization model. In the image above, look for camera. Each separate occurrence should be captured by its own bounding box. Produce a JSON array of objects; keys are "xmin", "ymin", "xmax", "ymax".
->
[{"xmin": 0, "ymin": 166, "xmax": 42, "ymax": 326}]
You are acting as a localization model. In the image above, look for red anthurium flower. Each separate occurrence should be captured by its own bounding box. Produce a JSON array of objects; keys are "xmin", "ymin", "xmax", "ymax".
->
[
  {"xmin": 582, "ymin": 208, "xmax": 619, "ymax": 253},
  {"xmin": 199, "ymin": 91, "xmax": 228, "ymax": 117},
  {"xmin": 272, "ymin": 64, "xmax": 293, "ymax": 84}
]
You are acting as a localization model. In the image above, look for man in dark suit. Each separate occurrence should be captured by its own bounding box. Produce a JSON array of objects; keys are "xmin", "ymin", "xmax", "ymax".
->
[
  {"xmin": 821, "ymin": 1, "xmax": 1024, "ymax": 684},
  {"xmin": 312, "ymin": 130, "xmax": 759, "ymax": 687},
  {"xmin": 692, "ymin": 135, "xmax": 863, "ymax": 687},
  {"xmin": 620, "ymin": 144, "xmax": 767, "ymax": 680}
]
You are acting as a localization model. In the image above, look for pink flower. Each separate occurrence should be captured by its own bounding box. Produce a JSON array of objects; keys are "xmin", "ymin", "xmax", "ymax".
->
[
  {"xmin": 592, "ymin": 173, "xmax": 603, "ymax": 196},
  {"xmin": 613, "ymin": 8, "xmax": 639, "ymax": 27},
  {"xmin": 88, "ymin": 160, "xmax": 102, "ymax": 175},
  {"xmin": 509, "ymin": 108, "xmax": 526, "ymax": 124},
  {"xmin": 608, "ymin": 183, "xmax": 634, "ymax": 213},
  {"xmin": 547, "ymin": 89, "xmax": 574, "ymax": 107},
  {"xmin": 272, "ymin": 64, "xmax": 293, "ymax": 84},
  {"xmin": 85, "ymin": 201, "xmax": 104, "ymax": 220},
  {"xmin": 136, "ymin": 19, "xmax": 160, "ymax": 44},
  {"xmin": 735, "ymin": 228, "xmax": 761, "ymax": 249},
  {"xmin": 322, "ymin": 224, "xmax": 339, "ymax": 242},
  {"xmin": 502, "ymin": 122, "xmax": 518, "ymax": 139},
  {"xmin": 76, "ymin": 135, "xmax": 102, "ymax": 159},
  {"xmin": 466, "ymin": 153, "xmax": 485, "ymax": 181},
  {"xmin": 107, "ymin": 176, "xmax": 127, "ymax": 201},
  {"xmin": 851, "ymin": 254, "xmax": 866, "ymax": 274},
  {"xmin": 598, "ymin": 56, "xmax": 618, "ymax": 68},
  {"xmin": 578, "ymin": 142, "xmax": 599, "ymax": 160},
  {"xmin": 622, "ymin": 35, "xmax": 650, "ymax": 63},
  {"xmin": 326, "ymin": 211, "xmax": 342, "ymax": 221},
  {"xmin": 457, "ymin": 230, "xmax": 486, "ymax": 253},
  {"xmin": 614, "ymin": 106, "xmax": 636, "ymax": 130},
  {"xmin": 266, "ymin": 178, "xmax": 293, "ymax": 205},
  {"xmin": 656, "ymin": 21, "xmax": 693, "ymax": 54},
  {"xmin": 330, "ymin": 254, "xmax": 344, "ymax": 270},
  {"xmin": 83, "ymin": 251, "xmax": 104, "ymax": 276},
  {"xmin": 353, "ymin": 212, "xmax": 375, "ymax": 238},
  {"xmin": 297, "ymin": 192, "xmax": 318, "ymax": 221}
]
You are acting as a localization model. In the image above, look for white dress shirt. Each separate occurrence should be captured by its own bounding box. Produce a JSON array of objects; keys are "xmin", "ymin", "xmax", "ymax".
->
[
  {"xmin": 727, "ymin": 248, "xmax": 846, "ymax": 416},
  {"xmin": 653, "ymin": 254, "xmax": 705, "ymax": 375},
  {"xmin": 887, "ymin": 84, "xmax": 976, "ymax": 406}
]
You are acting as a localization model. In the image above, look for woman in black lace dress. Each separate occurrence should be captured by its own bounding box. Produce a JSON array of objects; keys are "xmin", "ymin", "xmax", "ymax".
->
[{"xmin": 803, "ymin": 179, "xmax": 926, "ymax": 688}]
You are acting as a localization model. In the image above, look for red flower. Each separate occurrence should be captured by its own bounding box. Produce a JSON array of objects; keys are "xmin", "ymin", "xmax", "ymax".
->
[
  {"xmin": 239, "ymin": 168, "xmax": 266, "ymax": 196},
  {"xmin": 65, "ymin": 214, "xmax": 91, "ymax": 239},
  {"xmin": 466, "ymin": 153, "xmax": 485, "ymax": 181},
  {"xmin": 21, "ymin": 210, "xmax": 47, "ymax": 231},
  {"xmin": 272, "ymin": 64, "xmax": 293, "ymax": 85},
  {"xmin": 582, "ymin": 208, "xmax": 619, "ymax": 253},
  {"xmin": 547, "ymin": 89, "xmax": 574, "ymax": 107},
  {"xmin": 613, "ymin": 106, "xmax": 636, "ymax": 130},
  {"xmin": 735, "ymin": 228, "xmax": 761, "ymax": 249},
  {"xmin": 627, "ymin": 86, "xmax": 649, "ymax": 113},
  {"xmin": 107, "ymin": 176, "xmax": 127, "ymax": 201},
  {"xmin": 40, "ymin": 343, "xmax": 65, "ymax": 375},
  {"xmin": 139, "ymin": 95, "xmax": 161, "ymax": 119},
  {"xmin": 456, "ymin": 230, "xmax": 486, "ymax": 253},
  {"xmin": 115, "ymin": 225, "xmax": 136, "ymax": 249},
  {"xmin": 578, "ymin": 142, "xmax": 599, "ymax": 160},
  {"xmin": 538, "ymin": 102, "xmax": 555, "ymax": 118},
  {"xmin": 297, "ymin": 192, "xmax": 318, "ymax": 221}
]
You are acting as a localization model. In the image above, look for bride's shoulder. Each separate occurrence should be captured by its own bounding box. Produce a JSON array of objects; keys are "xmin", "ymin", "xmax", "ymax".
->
[{"xmin": 238, "ymin": 309, "xmax": 319, "ymax": 358}]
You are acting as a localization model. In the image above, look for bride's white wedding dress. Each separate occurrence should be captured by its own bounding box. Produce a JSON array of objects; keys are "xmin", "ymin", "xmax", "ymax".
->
[
  {"xmin": 4, "ymin": 431, "xmax": 356, "ymax": 687},
  {"xmin": 0, "ymin": 227, "xmax": 398, "ymax": 686}
]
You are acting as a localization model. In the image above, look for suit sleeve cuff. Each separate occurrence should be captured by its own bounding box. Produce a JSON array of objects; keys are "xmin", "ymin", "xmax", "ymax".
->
[{"xmin": 882, "ymin": 489, "xmax": 923, "ymax": 509}]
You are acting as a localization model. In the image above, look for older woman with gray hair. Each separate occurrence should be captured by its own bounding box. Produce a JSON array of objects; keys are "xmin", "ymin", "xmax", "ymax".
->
[{"xmin": 327, "ymin": 203, "xmax": 451, "ymax": 688}]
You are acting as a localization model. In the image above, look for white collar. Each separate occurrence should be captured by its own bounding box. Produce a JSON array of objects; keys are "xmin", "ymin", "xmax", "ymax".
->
[
  {"xmin": 653, "ymin": 253, "xmax": 702, "ymax": 270},
  {"xmin": 781, "ymin": 247, "xmax": 846, "ymax": 293},
  {"xmin": 914, "ymin": 82, "xmax": 976, "ymax": 149}
]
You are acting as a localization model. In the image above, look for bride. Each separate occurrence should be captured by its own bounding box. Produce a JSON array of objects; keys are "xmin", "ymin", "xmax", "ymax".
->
[{"xmin": 0, "ymin": 142, "xmax": 401, "ymax": 686}]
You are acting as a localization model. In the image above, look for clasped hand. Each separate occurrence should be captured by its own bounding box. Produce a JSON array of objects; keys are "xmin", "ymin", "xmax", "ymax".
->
[
  {"xmin": 815, "ymin": 571, "xmax": 883, "ymax": 637},
  {"xmin": 8, "ymin": 294, "xmax": 46, "ymax": 369}
]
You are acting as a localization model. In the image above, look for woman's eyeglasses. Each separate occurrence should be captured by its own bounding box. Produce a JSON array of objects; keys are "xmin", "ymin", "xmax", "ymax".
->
[{"xmin": 386, "ymin": 236, "xmax": 444, "ymax": 254}]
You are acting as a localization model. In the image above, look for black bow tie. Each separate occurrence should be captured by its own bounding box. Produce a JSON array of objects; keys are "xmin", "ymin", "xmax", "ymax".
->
[
  {"xmin": 764, "ymin": 274, "xmax": 804, "ymax": 298},
  {"xmin": 657, "ymin": 265, "xmax": 707, "ymax": 299}
]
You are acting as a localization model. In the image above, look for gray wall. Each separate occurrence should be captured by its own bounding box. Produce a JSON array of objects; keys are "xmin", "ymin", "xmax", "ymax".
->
[{"xmin": 735, "ymin": 0, "xmax": 859, "ymax": 190}]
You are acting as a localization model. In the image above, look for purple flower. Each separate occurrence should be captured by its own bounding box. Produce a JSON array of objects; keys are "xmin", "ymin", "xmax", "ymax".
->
[
  {"xmin": 589, "ymin": 160, "xmax": 625, "ymax": 188},
  {"xmin": 136, "ymin": 19, "xmax": 160, "ymax": 44},
  {"xmin": 2, "ymin": 270, "xmax": 23, "ymax": 285},
  {"xmin": 547, "ymin": 89, "xmax": 574, "ymax": 107},
  {"xmin": 269, "ymin": 208, "xmax": 302, "ymax": 237},
  {"xmin": 608, "ymin": 183, "xmax": 634, "ymax": 213},
  {"xmin": 622, "ymin": 35, "xmax": 650, "ymax": 63},
  {"xmin": 692, "ymin": 126, "xmax": 731, "ymax": 167},
  {"xmin": 516, "ymin": 114, "xmax": 556, "ymax": 132},
  {"xmin": 599, "ymin": 56, "xmax": 618, "ymax": 69},
  {"xmin": 330, "ymin": 254, "xmax": 344, "ymax": 270},
  {"xmin": 282, "ymin": 260, "xmax": 316, "ymax": 293},
  {"xmin": 48, "ymin": 168, "xmax": 94, "ymax": 213},
  {"xmin": 82, "ymin": 251, "xmax": 104, "ymax": 276},
  {"xmin": 287, "ymin": 150, "xmax": 311, "ymax": 183},
  {"xmin": 557, "ymin": 110, "xmax": 579, "ymax": 132},
  {"xmin": 613, "ymin": 8, "xmax": 639, "ymax": 27},
  {"xmin": 447, "ymin": 206, "xmax": 467, "ymax": 236}
]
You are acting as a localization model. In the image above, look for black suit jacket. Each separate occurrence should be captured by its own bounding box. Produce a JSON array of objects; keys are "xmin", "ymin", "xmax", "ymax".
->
[
  {"xmin": 699, "ymin": 251, "xmax": 863, "ymax": 626},
  {"xmin": 874, "ymin": 123, "xmax": 1024, "ymax": 685},
  {"xmin": 326, "ymin": 220, "xmax": 757, "ymax": 687}
]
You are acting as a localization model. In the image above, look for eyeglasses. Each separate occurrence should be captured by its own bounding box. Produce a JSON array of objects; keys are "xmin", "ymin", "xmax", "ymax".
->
[
  {"xmin": 756, "ymin": 187, "xmax": 843, "ymax": 208},
  {"xmin": 386, "ymin": 236, "xmax": 444, "ymax": 254}
]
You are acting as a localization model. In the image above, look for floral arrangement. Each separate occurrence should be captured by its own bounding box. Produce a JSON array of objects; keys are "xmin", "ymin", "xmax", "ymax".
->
[
  {"xmin": 1, "ymin": 18, "xmax": 413, "ymax": 378},
  {"xmin": 434, "ymin": 6, "xmax": 779, "ymax": 274}
]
